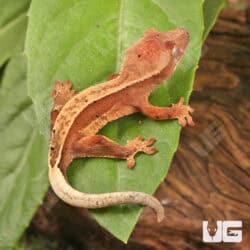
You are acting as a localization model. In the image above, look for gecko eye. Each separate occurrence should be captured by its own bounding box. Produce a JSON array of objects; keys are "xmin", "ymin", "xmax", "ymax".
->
[
  {"xmin": 172, "ymin": 46, "xmax": 180, "ymax": 58},
  {"xmin": 165, "ymin": 41, "xmax": 175, "ymax": 50}
]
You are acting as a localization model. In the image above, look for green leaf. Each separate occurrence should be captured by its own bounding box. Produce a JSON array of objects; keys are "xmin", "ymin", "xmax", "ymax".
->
[
  {"xmin": 26, "ymin": 0, "xmax": 205, "ymax": 242},
  {"xmin": 0, "ymin": 55, "xmax": 48, "ymax": 248},
  {"xmin": 0, "ymin": 0, "xmax": 31, "ymax": 67},
  {"xmin": 203, "ymin": 0, "xmax": 225, "ymax": 41}
]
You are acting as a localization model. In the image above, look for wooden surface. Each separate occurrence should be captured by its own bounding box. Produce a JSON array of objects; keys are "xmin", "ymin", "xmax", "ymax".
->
[{"xmin": 30, "ymin": 5, "xmax": 250, "ymax": 250}]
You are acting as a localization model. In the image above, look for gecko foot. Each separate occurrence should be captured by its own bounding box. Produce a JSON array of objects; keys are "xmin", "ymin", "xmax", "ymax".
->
[
  {"xmin": 171, "ymin": 97, "xmax": 195, "ymax": 127},
  {"xmin": 126, "ymin": 136, "xmax": 157, "ymax": 168},
  {"xmin": 52, "ymin": 80, "xmax": 78, "ymax": 111}
]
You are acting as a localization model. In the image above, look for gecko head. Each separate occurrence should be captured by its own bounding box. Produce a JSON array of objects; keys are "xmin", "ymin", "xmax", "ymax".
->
[
  {"xmin": 144, "ymin": 28, "xmax": 189, "ymax": 67},
  {"xmin": 121, "ymin": 28, "xmax": 189, "ymax": 80}
]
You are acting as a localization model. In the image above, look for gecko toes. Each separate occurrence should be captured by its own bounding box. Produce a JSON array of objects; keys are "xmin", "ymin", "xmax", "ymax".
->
[
  {"xmin": 125, "ymin": 136, "xmax": 157, "ymax": 168},
  {"xmin": 127, "ymin": 156, "xmax": 136, "ymax": 169}
]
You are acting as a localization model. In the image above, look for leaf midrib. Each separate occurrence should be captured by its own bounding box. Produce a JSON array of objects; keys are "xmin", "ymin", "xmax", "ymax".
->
[
  {"xmin": 115, "ymin": 0, "xmax": 124, "ymax": 72},
  {"xmin": 114, "ymin": 0, "xmax": 124, "ymax": 193}
]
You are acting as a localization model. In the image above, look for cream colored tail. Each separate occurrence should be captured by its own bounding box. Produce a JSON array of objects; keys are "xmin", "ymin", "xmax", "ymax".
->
[{"xmin": 49, "ymin": 166, "xmax": 164, "ymax": 222}]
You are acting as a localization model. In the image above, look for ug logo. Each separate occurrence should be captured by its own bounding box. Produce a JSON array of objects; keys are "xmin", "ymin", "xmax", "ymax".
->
[{"xmin": 202, "ymin": 220, "xmax": 242, "ymax": 243}]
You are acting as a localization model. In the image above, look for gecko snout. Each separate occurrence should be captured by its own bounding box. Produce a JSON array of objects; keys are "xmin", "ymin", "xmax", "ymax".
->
[{"xmin": 163, "ymin": 28, "xmax": 189, "ymax": 62}]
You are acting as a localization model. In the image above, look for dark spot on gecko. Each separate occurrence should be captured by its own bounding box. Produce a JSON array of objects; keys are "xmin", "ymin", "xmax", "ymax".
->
[
  {"xmin": 155, "ymin": 115, "xmax": 160, "ymax": 119},
  {"xmin": 96, "ymin": 114, "xmax": 100, "ymax": 118},
  {"xmin": 50, "ymin": 147, "xmax": 55, "ymax": 150},
  {"xmin": 137, "ymin": 54, "xmax": 141, "ymax": 58}
]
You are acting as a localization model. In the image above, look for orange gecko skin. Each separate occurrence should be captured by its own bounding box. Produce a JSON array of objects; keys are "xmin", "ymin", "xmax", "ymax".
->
[{"xmin": 48, "ymin": 28, "xmax": 194, "ymax": 222}]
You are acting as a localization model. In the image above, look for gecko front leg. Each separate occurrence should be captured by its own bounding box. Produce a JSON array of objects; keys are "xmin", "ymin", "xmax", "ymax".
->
[{"xmin": 139, "ymin": 97, "xmax": 194, "ymax": 127}]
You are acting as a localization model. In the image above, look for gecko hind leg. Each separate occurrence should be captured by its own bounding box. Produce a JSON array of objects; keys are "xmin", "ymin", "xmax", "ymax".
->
[
  {"xmin": 69, "ymin": 135, "xmax": 157, "ymax": 170},
  {"xmin": 52, "ymin": 80, "xmax": 78, "ymax": 111},
  {"xmin": 51, "ymin": 80, "xmax": 78, "ymax": 129}
]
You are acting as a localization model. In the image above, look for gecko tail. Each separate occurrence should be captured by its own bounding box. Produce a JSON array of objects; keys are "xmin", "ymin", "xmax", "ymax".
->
[{"xmin": 49, "ymin": 166, "xmax": 165, "ymax": 222}]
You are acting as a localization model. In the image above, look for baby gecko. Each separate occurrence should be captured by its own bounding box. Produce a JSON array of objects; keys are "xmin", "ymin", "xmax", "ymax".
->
[{"xmin": 49, "ymin": 28, "xmax": 194, "ymax": 222}]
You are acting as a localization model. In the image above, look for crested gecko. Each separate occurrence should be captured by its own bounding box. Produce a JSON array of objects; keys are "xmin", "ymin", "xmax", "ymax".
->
[{"xmin": 49, "ymin": 28, "xmax": 194, "ymax": 222}]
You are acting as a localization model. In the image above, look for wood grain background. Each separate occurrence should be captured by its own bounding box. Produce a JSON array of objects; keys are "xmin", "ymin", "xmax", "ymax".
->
[{"xmin": 29, "ymin": 4, "xmax": 250, "ymax": 250}]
